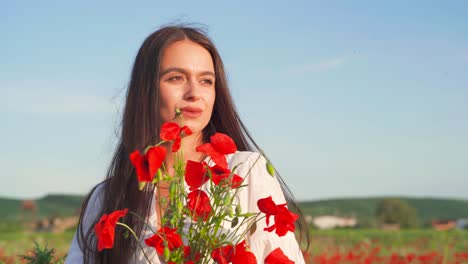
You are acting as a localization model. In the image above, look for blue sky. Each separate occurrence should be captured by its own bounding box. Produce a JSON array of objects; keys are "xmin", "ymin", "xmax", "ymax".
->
[{"xmin": 2, "ymin": 1, "xmax": 467, "ymax": 201}]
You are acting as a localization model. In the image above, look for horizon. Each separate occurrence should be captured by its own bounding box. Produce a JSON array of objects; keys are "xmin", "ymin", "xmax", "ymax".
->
[
  {"xmin": 2, "ymin": 1, "xmax": 468, "ymax": 201},
  {"xmin": 2, "ymin": 192, "xmax": 468, "ymax": 203}
]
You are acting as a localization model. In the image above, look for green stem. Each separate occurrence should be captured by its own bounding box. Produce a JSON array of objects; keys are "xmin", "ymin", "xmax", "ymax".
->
[
  {"xmin": 116, "ymin": 222, "xmax": 154, "ymax": 264},
  {"xmin": 127, "ymin": 211, "xmax": 156, "ymax": 234}
]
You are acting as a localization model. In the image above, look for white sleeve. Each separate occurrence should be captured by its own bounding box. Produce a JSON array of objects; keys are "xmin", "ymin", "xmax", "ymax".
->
[
  {"xmin": 65, "ymin": 184, "xmax": 105, "ymax": 264},
  {"xmin": 232, "ymin": 152, "xmax": 305, "ymax": 264}
]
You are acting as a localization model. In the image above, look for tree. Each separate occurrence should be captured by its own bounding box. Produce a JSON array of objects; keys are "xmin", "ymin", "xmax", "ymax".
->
[{"xmin": 375, "ymin": 198, "xmax": 419, "ymax": 228}]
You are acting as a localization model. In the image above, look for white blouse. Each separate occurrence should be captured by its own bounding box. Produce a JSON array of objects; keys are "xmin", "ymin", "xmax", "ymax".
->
[{"xmin": 65, "ymin": 151, "xmax": 305, "ymax": 263}]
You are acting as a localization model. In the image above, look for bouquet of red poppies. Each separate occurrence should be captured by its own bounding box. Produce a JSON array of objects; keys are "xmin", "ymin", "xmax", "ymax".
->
[{"xmin": 93, "ymin": 117, "xmax": 299, "ymax": 263}]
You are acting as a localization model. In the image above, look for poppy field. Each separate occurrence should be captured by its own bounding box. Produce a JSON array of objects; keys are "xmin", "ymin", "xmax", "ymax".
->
[
  {"xmin": 1, "ymin": 227, "xmax": 468, "ymax": 263},
  {"xmin": 304, "ymin": 229, "xmax": 468, "ymax": 264}
]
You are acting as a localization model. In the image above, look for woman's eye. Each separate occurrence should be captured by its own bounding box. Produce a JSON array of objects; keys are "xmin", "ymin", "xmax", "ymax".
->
[
  {"xmin": 202, "ymin": 79, "xmax": 214, "ymax": 85},
  {"xmin": 168, "ymin": 76, "xmax": 183, "ymax": 81}
]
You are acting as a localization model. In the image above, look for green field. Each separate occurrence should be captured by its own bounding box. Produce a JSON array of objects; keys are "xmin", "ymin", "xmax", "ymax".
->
[
  {"xmin": 1, "ymin": 228, "xmax": 467, "ymax": 263},
  {"xmin": 299, "ymin": 197, "xmax": 468, "ymax": 227},
  {"xmin": 1, "ymin": 195, "xmax": 467, "ymax": 263}
]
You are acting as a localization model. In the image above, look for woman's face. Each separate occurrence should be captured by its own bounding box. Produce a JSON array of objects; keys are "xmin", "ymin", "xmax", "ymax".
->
[{"xmin": 158, "ymin": 40, "xmax": 216, "ymax": 136}]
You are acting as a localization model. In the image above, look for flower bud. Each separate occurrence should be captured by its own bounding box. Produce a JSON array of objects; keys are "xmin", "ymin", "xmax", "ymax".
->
[
  {"xmin": 228, "ymin": 206, "xmax": 234, "ymax": 218},
  {"xmin": 231, "ymin": 216, "xmax": 239, "ymax": 228},
  {"xmin": 223, "ymin": 194, "xmax": 231, "ymax": 206},
  {"xmin": 138, "ymin": 182, "xmax": 146, "ymax": 191},
  {"xmin": 235, "ymin": 203, "xmax": 242, "ymax": 214},
  {"xmin": 157, "ymin": 168, "xmax": 163, "ymax": 179},
  {"xmin": 170, "ymin": 216, "xmax": 177, "ymax": 226},
  {"xmin": 169, "ymin": 182, "xmax": 177, "ymax": 198},
  {"xmin": 163, "ymin": 246, "xmax": 170, "ymax": 261},
  {"xmin": 266, "ymin": 161, "xmax": 275, "ymax": 177},
  {"xmin": 177, "ymin": 200, "xmax": 183, "ymax": 215},
  {"xmin": 249, "ymin": 222, "xmax": 257, "ymax": 236}
]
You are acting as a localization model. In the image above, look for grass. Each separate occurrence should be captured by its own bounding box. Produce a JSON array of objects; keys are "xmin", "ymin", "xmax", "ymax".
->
[
  {"xmin": 305, "ymin": 229, "xmax": 468, "ymax": 263},
  {"xmin": 0, "ymin": 230, "xmax": 74, "ymax": 259},
  {"xmin": 0, "ymin": 227, "xmax": 467, "ymax": 263}
]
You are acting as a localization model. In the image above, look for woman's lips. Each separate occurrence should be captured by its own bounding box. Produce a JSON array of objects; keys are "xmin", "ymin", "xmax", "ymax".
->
[{"xmin": 180, "ymin": 107, "xmax": 202, "ymax": 118}]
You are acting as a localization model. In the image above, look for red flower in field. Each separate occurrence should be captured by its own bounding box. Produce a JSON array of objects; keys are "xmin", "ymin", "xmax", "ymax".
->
[
  {"xmin": 312, "ymin": 253, "xmax": 327, "ymax": 264},
  {"xmin": 187, "ymin": 190, "xmax": 212, "ymax": 221},
  {"xmin": 405, "ymin": 252, "xmax": 416, "ymax": 262},
  {"xmin": 265, "ymin": 248, "xmax": 293, "ymax": 264},
  {"xmin": 417, "ymin": 251, "xmax": 439, "ymax": 262},
  {"xmin": 94, "ymin": 208, "xmax": 128, "ymax": 251},
  {"xmin": 345, "ymin": 251, "xmax": 362, "ymax": 261},
  {"xmin": 129, "ymin": 146, "xmax": 166, "ymax": 182},
  {"xmin": 185, "ymin": 160, "xmax": 209, "ymax": 191},
  {"xmin": 456, "ymin": 252, "xmax": 468, "ymax": 262},
  {"xmin": 196, "ymin": 133, "xmax": 237, "ymax": 168},
  {"xmin": 160, "ymin": 122, "xmax": 192, "ymax": 152},
  {"xmin": 258, "ymin": 196, "xmax": 298, "ymax": 236},
  {"xmin": 209, "ymin": 164, "xmax": 243, "ymax": 189},
  {"xmin": 231, "ymin": 240, "xmax": 257, "ymax": 264},
  {"xmin": 211, "ymin": 244, "xmax": 234, "ymax": 264},
  {"xmin": 144, "ymin": 226, "xmax": 183, "ymax": 255}
]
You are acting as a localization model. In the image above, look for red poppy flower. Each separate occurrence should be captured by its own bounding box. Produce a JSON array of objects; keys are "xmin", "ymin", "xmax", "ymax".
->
[
  {"xmin": 184, "ymin": 246, "xmax": 201, "ymax": 264},
  {"xmin": 258, "ymin": 196, "xmax": 298, "ymax": 236},
  {"xmin": 257, "ymin": 196, "xmax": 283, "ymax": 226},
  {"xmin": 264, "ymin": 205, "xmax": 299, "ymax": 236},
  {"xmin": 185, "ymin": 160, "xmax": 209, "ymax": 191},
  {"xmin": 265, "ymin": 248, "xmax": 294, "ymax": 264},
  {"xmin": 94, "ymin": 208, "xmax": 128, "ymax": 251},
  {"xmin": 211, "ymin": 244, "xmax": 234, "ymax": 264},
  {"xmin": 231, "ymin": 240, "xmax": 257, "ymax": 264},
  {"xmin": 129, "ymin": 146, "xmax": 166, "ymax": 182},
  {"xmin": 196, "ymin": 133, "xmax": 237, "ymax": 168},
  {"xmin": 160, "ymin": 122, "xmax": 192, "ymax": 152},
  {"xmin": 209, "ymin": 165, "xmax": 243, "ymax": 189},
  {"xmin": 144, "ymin": 226, "xmax": 183, "ymax": 255},
  {"xmin": 210, "ymin": 132, "xmax": 237, "ymax": 154},
  {"xmin": 187, "ymin": 190, "xmax": 212, "ymax": 221}
]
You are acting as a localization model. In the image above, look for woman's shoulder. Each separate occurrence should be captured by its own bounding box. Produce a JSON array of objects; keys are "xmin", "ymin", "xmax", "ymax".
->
[
  {"xmin": 226, "ymin": 151, "xmax": 264, "ymax": 168},
  {"xmin": 226, "ymin": 151, "xmax": 274, "ymax": 185}
]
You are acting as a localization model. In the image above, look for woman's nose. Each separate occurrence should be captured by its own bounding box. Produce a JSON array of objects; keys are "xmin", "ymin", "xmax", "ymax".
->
[{"xmin": 183, "ymin": 78, "xmax": 201, "ymax": 101}]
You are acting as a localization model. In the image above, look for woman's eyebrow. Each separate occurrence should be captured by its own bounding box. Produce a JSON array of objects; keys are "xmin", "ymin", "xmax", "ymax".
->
[{"xmin": 160, "ymin": 67, "xmax": 215, "ymax": 77}]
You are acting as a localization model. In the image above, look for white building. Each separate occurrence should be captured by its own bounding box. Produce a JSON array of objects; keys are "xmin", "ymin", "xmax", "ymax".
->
[{"xmin": 312, "ymin": 215, "xmax": 357, "ymax": 229}]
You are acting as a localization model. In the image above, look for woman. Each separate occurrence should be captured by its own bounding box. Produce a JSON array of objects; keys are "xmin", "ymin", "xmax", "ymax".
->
[{"xmin": 65, "ymin": 25, "xmax": 308, "ymax": 263}]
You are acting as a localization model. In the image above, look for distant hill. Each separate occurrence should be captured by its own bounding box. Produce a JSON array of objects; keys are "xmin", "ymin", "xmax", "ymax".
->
[
  {"xmin": 0, "ymin": 194, "xmax": 84, "ymax": 221},
  {"xmin": 298, "ymin": 197, "xmax": 468, "ymax": 227},
  {"xmin": 1, "ymin": 195, "xmax": 468, "ymax": 227}
]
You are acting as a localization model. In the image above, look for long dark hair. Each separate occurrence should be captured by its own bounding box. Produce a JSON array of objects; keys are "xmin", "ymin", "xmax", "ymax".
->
[{"xmin": 77, "ymin": 25, "xmax": 309, "ymax": 263}]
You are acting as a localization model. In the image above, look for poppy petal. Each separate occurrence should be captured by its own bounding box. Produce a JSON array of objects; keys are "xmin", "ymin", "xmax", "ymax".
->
[
  {"xmin": 196, "ymin": 143, "xmax": 228, "ymax": 168},
  {"xmin": 257, "ymin": 196, "xmax": 279, "ymax": 215},
  {"xmin": 210, "ymin": 133, "xmax": 237, "ymax": 154},
  {"xmin": 265, "ymin": 248, "xmax": 294, "ymax": 264},
  {"xmin": 187, "ymin": 190, "xmax": 212, "ymax": 221},
  {"xmin": 146, "ymin": 146, "xmax": 167, "ymax": 180},
  {"xmin": 172, "ymin": 135, "xmax": 182, "ymax": 152},
  {"xmin": 231, "ymin": 241, "xmax": 257, "ymax": 264},
  {"xmin": 94, "ymin": 208, "xmax": 128, "ymax": 251},
  {"xmin": 129, "ymin": 150, "xmax": 151, "ymax": 182},
  {"xmin": 181, "ymin": 125, "xmax": 193, "ymax": 137},
  {"xmin": 185, "ymin": 160, "xmax": 208, "ymax": 190},
  {"xmin": 160, "ymin": 122, "xmax": 180, "ymax": 141}
]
